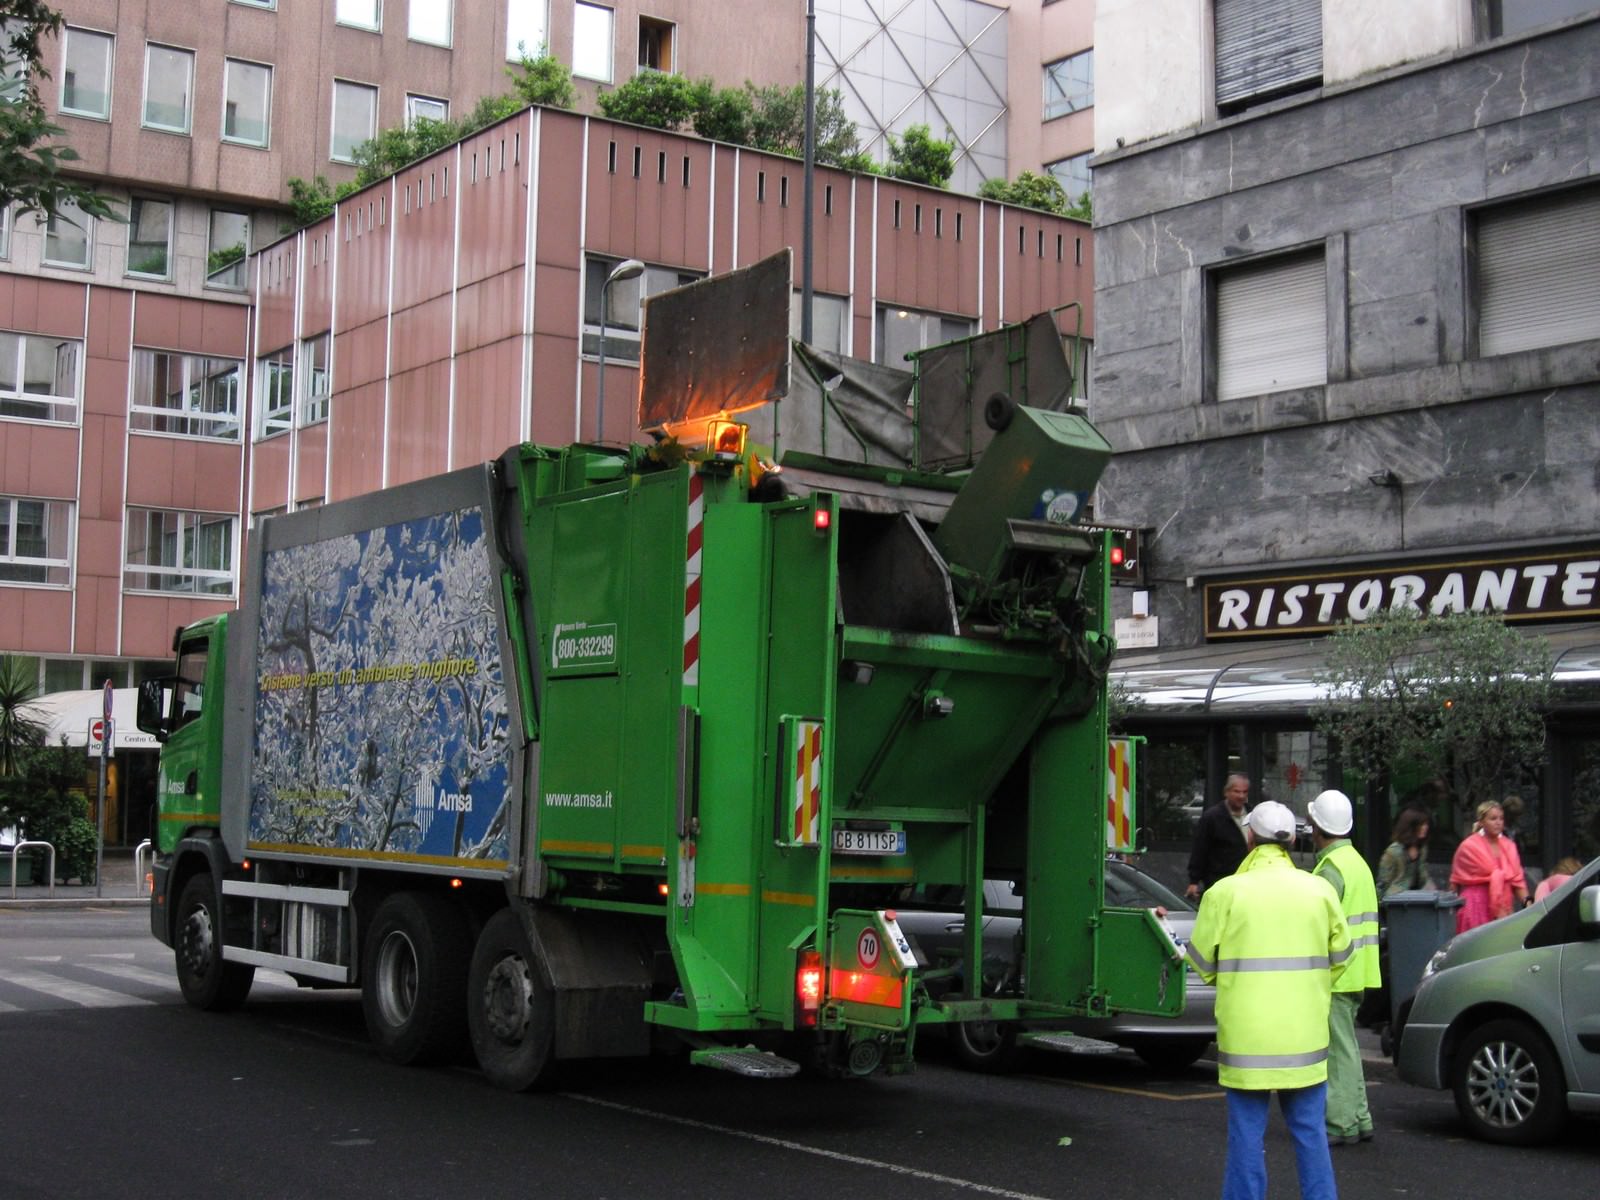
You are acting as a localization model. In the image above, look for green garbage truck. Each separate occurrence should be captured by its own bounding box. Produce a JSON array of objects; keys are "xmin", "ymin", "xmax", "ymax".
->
[{"xmin": 139, "ymin": 256, "xmax": 1181, "ymax": 1088}]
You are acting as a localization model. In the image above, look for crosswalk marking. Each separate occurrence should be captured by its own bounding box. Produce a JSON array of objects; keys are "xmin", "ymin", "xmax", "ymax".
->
[
  {"xmin": 0, "ymin": 968, "xmax": 156, "ymax": 1008},
  {"xmin": 79, "ymin": 962, "xmax": 184, "ymax": 990}
]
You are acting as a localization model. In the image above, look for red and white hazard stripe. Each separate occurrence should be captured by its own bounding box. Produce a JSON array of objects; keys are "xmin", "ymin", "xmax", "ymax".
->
[
  {"xmin": 793, "ymin": 721, "xmax": 823, "ymax": 845},
  {"xmin": 683, "ymin": 469, "xmax": 703, "ymax": 688}
]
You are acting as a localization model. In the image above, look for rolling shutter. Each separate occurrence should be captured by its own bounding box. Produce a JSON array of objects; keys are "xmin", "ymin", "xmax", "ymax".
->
[
  {"xmin": 1477, "ymin": 188, "xmax": 1600, "ymax": 358},
  {"xmin": 1215, "ymin": 0, "xmax": 1322, "ymax": 109},
  {"xmin": 1216, "ymin": 252, "xmax": 1326, "ymax": 401}
]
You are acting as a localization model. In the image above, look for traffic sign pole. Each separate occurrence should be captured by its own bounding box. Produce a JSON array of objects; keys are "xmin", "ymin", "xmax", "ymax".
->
[{"xmin": 96, "ymin": 681, "xmax": 113, "ymax": 898}]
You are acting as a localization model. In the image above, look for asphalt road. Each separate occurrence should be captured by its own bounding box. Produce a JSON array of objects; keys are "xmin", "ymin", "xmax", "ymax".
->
[{"xmin": 2, "ymin": 909, "xmax": 1593, "ymax": 1200}]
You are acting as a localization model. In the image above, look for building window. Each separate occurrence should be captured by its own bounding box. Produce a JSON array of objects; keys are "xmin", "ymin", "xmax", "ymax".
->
[
  {"xmin": 222, "ymin": 58, "xmax": 272, "ymax": 147},
  {"xmin": 875, "ymin": 306, "xmax": 976, "ymax": 367},
  {"xmin": 126, "ymin": 197, "xmax": 173, "ymax": 279},
  {"xmin": 0, "ymin": 331, "xmax": 80, "ymax": 424},
  {"xmin": 130, "ymin": 350, "xmax": 243, "ymax": 440},
  {"xmin": 1042, "ymin": 49, "xmax": 1093, "ymax": 120},
  {"xmin": 257, "ymin": 346, "xmax": 294, "ymax": 437},
  {"xmin": 0, "ymin": 496, "xmax": 72, "ymax": 586},
  {"xmin": 573, "ymin": 2, "xmax": 614, "ymax": 82},
  {"xmin": 1486, "ymin": 0, "xmax": 1595, "ymax": 37},
  {"xmin": 124, "ymin": 509, "xmax": 236, "ymax": 595},
  {"xmin": 582, "ymin": 255, "xmax": 701, "ymax": 362},
  {"xmin": 231, "ymin": 0, "xmax": 277, "ymax": 8},
  {"xmin": 336, "ymin": 0, "xmax": 381, "ymax": 31},
  {"xmin": 506, "ymin": 0, "xmax": 549, "ymax": 60},
  {"xmin": 60, "ymin": 27, "xmax": 113, "ymax": 119},
  {"xmin": 300, "ymin": 333, "xmax": 330, "ymax": 425},
  {"xmin": 1214, "ymin": 0, "xmax": 1322, "ymax": 115},
  {"xmin": 332, "ymin": 80, "xmax": 378, "ymax": 163},
  {"xmin": 43, "ymin": 199, "xmax": 92, "ymax": 269},
  {"xmin": 409, "ymin": 0, "xmax": 451, "ymax": 44},
  {"xmin": 639, "ymin": 16, "xmax": 674, "ymax": 73},
  {"xmin": 1475, "ymin": 185, "xmax": 1600, "ymax": 358},
  {"xmin": 406, "ymin": 94, "xmax": 448, "ymax": 126},
  {"xmin": 1212, "ymin": 249, "xmax": 1327, "ymax": 401},
  {"xmin": 791, "ymin": 291, "xmax": 849, "ymax": 354},
  {"xmin": 1046, "ymin": 154, "xmax": 1092, "ymax": 206},
  {"xmin": 207, "ymin": 209, "xmax": 251, "ymax": 290},
  {"xmin": 142, "ymin": 43, "xmax": 193, "ymax": 134},
  {"xmin": 0, "ymin": 205, "xmax": 9, "ymax": 259}
]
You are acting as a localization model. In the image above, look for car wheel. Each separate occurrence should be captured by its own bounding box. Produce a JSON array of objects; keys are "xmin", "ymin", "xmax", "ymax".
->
[
  {"xmin": 468, "ymin": 908, "xmax": 558, "ymax": 1091},
  {"xmin": 175, "ymin": 873, "xmax": 254, "ymax": 1011},
  {"xmin": 361, "ymin": 892, "xmax": 471, "ymax": 1066},
  {"xmin": 1451, "ymin": 1018, "xmax": 1568, "ymax": 1146},
  {"xmin": 951, "ymin": 1018, "xmax": 1020, "ymax": 1073},
  {"xmin": 1132, "ymin": 1036, "xmax": 1211, "ymax": 1072}
]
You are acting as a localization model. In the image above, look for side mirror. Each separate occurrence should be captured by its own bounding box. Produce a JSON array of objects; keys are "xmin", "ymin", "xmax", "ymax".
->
[
  {"xmin": 136, "ymin": 677, "xmax": 174, "ymax": 742},
  {"xmin": 1578, "ymin": 884, "xmax": 1600, "ymax": 927}
]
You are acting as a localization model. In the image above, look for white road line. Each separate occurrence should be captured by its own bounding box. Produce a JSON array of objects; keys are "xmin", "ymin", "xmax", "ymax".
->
[
  {"xmin": 0, "ymin": 968, "xmax": 155, "ymax": 1008},
  {"xmin": 22, "ymin": 955, "xmax": 63, "ymax": 963},
  {"xmin": 0, "ymin": 998, "xmax": 19, "ymax": 1013},
  {"xmin": 566, "ymin": 1094, "xmax": 1056, "ymax": 1200},
  {"xmin": 87, "ymin": 952, "xmax": 137, "ymax": 960},
  {"xmin": 79, "ymin": 962, "xmax": 182, "ymax": 990}
]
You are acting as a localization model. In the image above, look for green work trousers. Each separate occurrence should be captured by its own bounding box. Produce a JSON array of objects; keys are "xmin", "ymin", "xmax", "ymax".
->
[{"xmin": 1326, "ymin": 991, "xmax": 1372, "ymax": 1139}]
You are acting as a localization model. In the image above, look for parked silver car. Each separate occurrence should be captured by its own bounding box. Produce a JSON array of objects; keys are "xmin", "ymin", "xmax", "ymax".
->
[
  {"xmin": 1397, "ymin": 855, "xmax": 1600, "ymax": 1145},
  {"xmin": 894, "ymin": 859, "xmax": 1216, "ymax": 1072}
]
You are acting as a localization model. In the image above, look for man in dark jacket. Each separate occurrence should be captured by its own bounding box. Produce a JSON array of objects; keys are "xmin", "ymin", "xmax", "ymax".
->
[{"xmin": 1185, "ymin": 773, "xmax": 1250, "ymax": 900}]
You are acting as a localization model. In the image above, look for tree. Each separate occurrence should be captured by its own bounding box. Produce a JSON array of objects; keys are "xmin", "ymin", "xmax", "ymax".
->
[
  {"xmin": 0, "ymin": 654, "xmax": 44, "ymax": 779},
  {"xmin": 506, "ymin": 45, "xmax": 575, "ymax": 110},
  {"xmin": 886, "ymin": 124, "xmax": 954, "ymax": 188},
  {"xmin": 1313, "ymin": 610, "xmax": 1554, "ymax": 818},
  {"xmin": 0, "ymin": 3, "xmax": 118, "ymax": 222},
  {"xmin": 978, "ymin": 171, "xmax": 1071, "ymax": 215},
  {"xmin": 596, "ymin": 71, "xmax": 699, "ymax": 129}
]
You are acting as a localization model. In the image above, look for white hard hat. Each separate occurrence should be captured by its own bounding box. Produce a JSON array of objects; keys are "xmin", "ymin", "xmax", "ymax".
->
[
  {"xmin": 1308, "ymin": 789, "xmax": 1354, "ymax": 836},
  {"xmin": 1247, "ymin": 800, "xmax": 1297, "ymax": 844}
]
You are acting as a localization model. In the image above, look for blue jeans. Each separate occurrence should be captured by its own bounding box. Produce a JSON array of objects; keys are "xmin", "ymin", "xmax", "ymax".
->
[{"xmin": 1223, "ymin": 1084, "xmax": 1337, "ymax": 1200}]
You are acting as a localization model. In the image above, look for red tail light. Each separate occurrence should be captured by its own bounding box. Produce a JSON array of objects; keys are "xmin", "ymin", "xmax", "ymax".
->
[{"xmin": 796, "ymin": 950, "xmax": 823, "ymax": 1025}]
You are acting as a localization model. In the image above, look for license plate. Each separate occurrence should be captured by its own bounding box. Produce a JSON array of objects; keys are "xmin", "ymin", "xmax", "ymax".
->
[{"xmin": 831, "ymin": 828, "xmax": 906, "ymax": 856}]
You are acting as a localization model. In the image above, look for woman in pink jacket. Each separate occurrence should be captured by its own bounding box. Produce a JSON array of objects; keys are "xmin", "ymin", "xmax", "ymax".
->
[{"xmin": 1449, "ymin": 800, "xmax": 1529, "ymax": 933}]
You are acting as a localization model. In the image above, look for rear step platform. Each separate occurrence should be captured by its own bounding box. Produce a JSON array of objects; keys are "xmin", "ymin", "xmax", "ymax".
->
[
  {"xmin": 1025, "ymin": 1032, "xmax": 1121, "ymax": 1056},
  {"xmin": 689, "ymin": 1046, "xmax": 802, "ymax": 1078}
]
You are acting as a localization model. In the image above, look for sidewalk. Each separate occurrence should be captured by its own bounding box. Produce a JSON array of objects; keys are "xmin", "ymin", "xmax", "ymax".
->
[{"xmin": 0, "ymin": 846, "xmax": 151, "ymax": 909}]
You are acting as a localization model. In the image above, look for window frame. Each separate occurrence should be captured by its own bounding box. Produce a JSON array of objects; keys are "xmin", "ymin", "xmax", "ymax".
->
[
  {"xmin": 638, "ymin": 15, "xmax": 675, "ymax": 73},
  {"xmin": 299, "ymin": 332, "xmax": 331, "ymax": 426},
  {"xmin": 59, "ymin": 26, "xmax": 114, "ymax": 120},
  {"xmin": 572, "ymin": 1, "xmax": 615, "ymax": 83},
  {"xmin": 406, "ymin": 93, "xmax": 449, "ymax": 126},
  {"xmin": 206, "ymin": 209, "xmax": 251, "ymax": 291},
  {"xmin": 581, "ymin": 254, "xmax": 702, "ymax": 363},
  {"xmin": 1481, "ymin": 0, "xmax": 1598, "ymax": 38},
  {"xmin": 1042, "ymin": 49, "xmax": 1093, "ymax": 121},
  {"xmin": 125, "ymin": 196, "xmax": 175, "ymax": 280},
  {"xmin": 43, "ymin": 199, "xmax": 93, "ymax": 270},
  {"xmin": 141, "ymin": 41, "xmax": 194, "ymax": 135},
  {"xmin": 0, "ymin": 330, "xmax": 82, "ymax": 424},
  {"xmin": 1208, "ymin": 246, "xmax": 1329, "ymax": 403},
  {"xmin": 790, "ymin": 290, "xmax": 850, "ymax": 355},
  {"xmin": 222, "ymin": 57, "xmax": 272, "ymax": 148},
  {"xmin": 409, "ymin": 0, "xmax": 452, "ymax": 46},
  {"xmin": 129, "ymin": 348, "xmax": 244, "ymax": 441},
  {"xmin": 0, "ymin": 495, "xmax": 73, "ymax": 588},
  {"xmin": 1472, "ymin": 184, "xmax": 1600, "ymax": 359},
  {"xmin": 331, "ymin": 78, "xmax": 379, "ymax": 164},
  {"xmin": 874, "ymin": 304, "xmax": 976, "ymax": 367},
  {"xmin": 506, "ymin": 0, "xmax": 550, "ymax": 62},
  {"xmin": 335, "ymin": 0, "xmax": 382, "ymax": 32},
  {"xmin": 0, "ymin": 205, "xmax": 10, "ymax": 261},
  {"xmin": 123, "ymin": 507, "xmax": 237, "ymax": 596},
  {"xmin": 257, "ymin": 345, "xmax": 294, "ymax": 438},
  {"xmin": 1213, "ymin": 0, "xmax": 1323, "ymax": 117}
]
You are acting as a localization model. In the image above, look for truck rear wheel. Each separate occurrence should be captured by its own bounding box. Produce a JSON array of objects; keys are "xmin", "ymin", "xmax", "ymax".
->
[
  {"xmin": 175, "ymin": 873, "xmax": 254, "ymax": 1011},
  {"xmin": 361, "ymin": 892, "xmax": 470, "ymax": 1066},
  {"xmin": 468, "ymin": 907, "xmax": 557, "ymax": 1091}
]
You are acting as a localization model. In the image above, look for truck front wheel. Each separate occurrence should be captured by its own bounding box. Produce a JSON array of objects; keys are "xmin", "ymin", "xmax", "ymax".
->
[
  {"xmin": 175, "ymin": 873, "xmax": 254, "ymax": 1011},
  {"xmin": 361, "ymin": 892, "xmax": 470, "ymax": 1066},
  {"xmin": 468, "ymin": 907, "xmax": 556, "ymax": 1091}
]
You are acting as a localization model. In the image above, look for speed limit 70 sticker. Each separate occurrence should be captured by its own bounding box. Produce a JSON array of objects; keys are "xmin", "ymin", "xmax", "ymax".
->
[{"xmin": 856, "ymin": 927, "xmax": 881, "ymax": 970}]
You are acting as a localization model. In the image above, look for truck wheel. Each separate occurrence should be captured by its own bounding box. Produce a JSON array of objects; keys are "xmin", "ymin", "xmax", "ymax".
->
[
  {"xmin": 361, "ymin": 892, "xmax": 470, "ymax": 1066},
  {"xmin": 1451, "ymin": 1018, "xmax": 1568, "ymax": 1146},
  {"xmin": 951, "ymin": 1018, "xmax": 1020, "ymax": 1073},
  {"xmin": 1132, "ymin": 1036, "xmax": 1211, "ymax": 1072},
  {"xmin": 175, "ymin": 873, "xmax": 254, "ymax": 1011},
  {"xmin": 468, "ymin": 908, "xmax": 557, "ymax": 1091}
]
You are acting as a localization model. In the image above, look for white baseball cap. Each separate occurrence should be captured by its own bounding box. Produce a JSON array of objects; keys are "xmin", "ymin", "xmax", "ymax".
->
[
  {"xmin": 1308, "ymin": 789, "xmax": 1354, "ymax": 836},
  {"xmin": 1247, "ymin": 800, "xmax": 1297, "ymax": 844}
]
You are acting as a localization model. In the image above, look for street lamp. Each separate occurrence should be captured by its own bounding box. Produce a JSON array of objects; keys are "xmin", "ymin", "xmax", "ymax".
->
[{"xmin": 596, "ymin": 258, "xmax": 645, "ymax": 443}]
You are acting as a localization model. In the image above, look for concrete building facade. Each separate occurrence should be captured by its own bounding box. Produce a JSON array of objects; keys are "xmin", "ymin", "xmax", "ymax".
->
[{"xmin": 1089, "ymin": 2, "xmax": 1600, "ymax": 865}]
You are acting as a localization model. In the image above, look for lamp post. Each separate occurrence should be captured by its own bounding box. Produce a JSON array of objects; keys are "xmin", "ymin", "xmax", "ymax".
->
[{"xmin": 596, "ymin": 258, "xmax": 645, "ymax": 443}]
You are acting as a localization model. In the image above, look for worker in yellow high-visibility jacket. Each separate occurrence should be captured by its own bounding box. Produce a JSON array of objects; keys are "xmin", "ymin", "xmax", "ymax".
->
[
  {"xmin": 1309, "ymin": 789, "xmax": 1382, "ymax": 1146},
  {"xmin": 1186, "ymin": 801, "xmax": 1353, "ymax": 1200}
]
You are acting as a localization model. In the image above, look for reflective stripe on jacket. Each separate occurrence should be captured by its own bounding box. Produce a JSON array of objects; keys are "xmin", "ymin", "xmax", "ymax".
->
[
  {"xmin": 1315, "ymin": 839, "xmax": 1381, "ymax": 993},
  {"xmin": 1185, "ymin": 843, "xmax": 1352, "ymax": 1090}
]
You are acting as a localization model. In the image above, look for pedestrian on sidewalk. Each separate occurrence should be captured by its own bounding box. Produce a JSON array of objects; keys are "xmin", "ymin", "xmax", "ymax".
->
[
  {"xmin": 1185, "ymin": 773, "xmax": 1251, "ymax": 901},
  {"xmin": 1450, "ymin": 800, "xmax": 1528, "ymax": 933},
  {"xmin": 1186, "ymin": 800, "xmax": 1353, "ymax": 1200},
  {"xmin": 1309, "ymin": 789, "xmax": 1380, "ymax": 1146}
]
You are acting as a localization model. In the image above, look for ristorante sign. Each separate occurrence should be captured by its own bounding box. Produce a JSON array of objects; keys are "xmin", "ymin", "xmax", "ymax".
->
[{"xmin": 1203, "ymin": 546, "xmax": 1600, "ymax": 640}]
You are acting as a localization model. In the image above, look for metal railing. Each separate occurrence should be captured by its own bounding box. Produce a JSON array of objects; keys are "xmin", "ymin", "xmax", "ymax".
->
[
  {"xmin": 6, "ymin": 841, "xmax": 56, "ymax": 900},
  {"xmin": 134, "ymin": 839, "xmax": 154, "ymax": 896}
]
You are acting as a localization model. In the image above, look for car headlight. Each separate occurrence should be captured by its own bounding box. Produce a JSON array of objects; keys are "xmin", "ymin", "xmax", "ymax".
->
[{"xmin": 1422, "ymin": 947, "xmax": 1450, "ymax": 978}]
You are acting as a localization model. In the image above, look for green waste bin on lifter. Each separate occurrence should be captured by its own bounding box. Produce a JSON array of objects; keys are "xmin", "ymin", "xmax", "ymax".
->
[{"xmin": 1383, "ymin": 889, "xmax": 1463, "ymax": 1031}]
